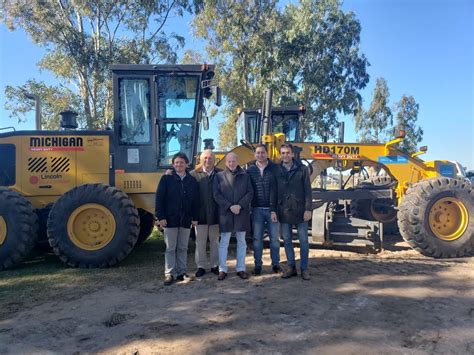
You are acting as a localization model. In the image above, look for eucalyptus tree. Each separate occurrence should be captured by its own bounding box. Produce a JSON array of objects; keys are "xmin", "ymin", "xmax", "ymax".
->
[
  {"xmin": 394, "ymin": 95, "xmax": 423, "ymax": 154},
  {"xmin": 1, "ymin": 0, "xmax": 191, "ymax": 128},
  {"xmin": 193, "ymin": 0, "xmax": 369, "ymax": 148},
  {"xmin": 355, "ymin": 77, "xmax": 392, "ymax": 143}
]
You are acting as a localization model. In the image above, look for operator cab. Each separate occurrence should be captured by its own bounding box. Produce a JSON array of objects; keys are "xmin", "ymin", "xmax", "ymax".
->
[
  {"xmin": 111, "ymin": 64, "xmax": 217, "ymax": 171},
  {"xmin": 236, "ymin": 106, "xmax": 305, "ymax": 144}
]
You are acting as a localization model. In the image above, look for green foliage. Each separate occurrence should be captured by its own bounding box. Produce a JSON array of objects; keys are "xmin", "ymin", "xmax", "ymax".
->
[
  {"xmin": 1, "ymin": 0, "xmax": 191, "ymax": 129},
  {"xmin": 281, "ymin": 0, "xmax": 370, "ymax": 139},
  {"xmin": 394, "ymin": 95, "xmax": 423, "ymax": 154},
  {"xmin": 193, "ymin": 0, "xmax": 280, "ymax": 149},
  {"xmin": 193, "ymin": 0, "xmax": 369, "ymax": 149},
  {"xmin": 5, "ymin": 80, "xmax": 82, "ymax": 129},
  {"xmin": 354, "ymin": 77, "xmax": 423, "ymax": 153},
  {"xmin": 355, "ymin": 77, "xmax": 392, "ymax": 143}
]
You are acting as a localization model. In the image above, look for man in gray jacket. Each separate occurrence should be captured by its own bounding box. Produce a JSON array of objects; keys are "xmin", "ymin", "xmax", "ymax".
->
[{"xmin": 190, "ymin": 150, "xmax": 221, "ymax": 277}]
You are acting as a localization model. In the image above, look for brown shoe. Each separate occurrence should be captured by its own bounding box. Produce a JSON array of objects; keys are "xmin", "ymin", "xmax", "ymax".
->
[
  {"xmin": 301, "ymin": 269, "xmax": 311, "ymax": 281},
  {"xmin": 281, "ymin": 267, "xmax": 297, "ymax": 279},
  {"xmin": 237, "ymin": 271, "xmax": 248, "ymax": 279},
  {"xmin": 218, "ymin": 271, "xmax": 227, "ymax": 281}
]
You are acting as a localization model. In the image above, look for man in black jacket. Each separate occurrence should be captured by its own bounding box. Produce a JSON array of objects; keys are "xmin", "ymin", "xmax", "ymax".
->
[
  {"xmin": 272, "ymin": 144, "xmax": 312, "ymax": 280},
  {"xmin": 190, "ymin": 150, "xmax": 221, "ymax": 277},
  {"xmin": 155, "ymin": 152, "xmax": 199, "ymax": 286},
  {"xmin": 246, "ymin": 144, "xmax": 281, "ymax": 275}
]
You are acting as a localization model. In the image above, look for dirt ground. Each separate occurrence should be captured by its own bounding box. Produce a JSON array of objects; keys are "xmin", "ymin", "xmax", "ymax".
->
[{"xmin": 1, "ymin": 238, "xmax": 473, "ymax": 354}]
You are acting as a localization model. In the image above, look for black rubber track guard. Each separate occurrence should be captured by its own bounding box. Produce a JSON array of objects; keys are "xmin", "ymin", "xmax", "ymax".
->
[
  {"xmin": 398, "ymin": 177, "xmax": 474, "ymax": 258},
  {"xmin": 47, "ymin": 183, "xmax": 140, "ymax": 268},
  {"xmin": 0, "ymin": 187, "xmax": 39, "ymax": 270}
]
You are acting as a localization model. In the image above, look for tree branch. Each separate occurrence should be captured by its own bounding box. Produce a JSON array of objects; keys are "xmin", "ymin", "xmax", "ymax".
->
[{"xmin": 148, "ymin": 0, "xmax": 177, "ymax": 42}]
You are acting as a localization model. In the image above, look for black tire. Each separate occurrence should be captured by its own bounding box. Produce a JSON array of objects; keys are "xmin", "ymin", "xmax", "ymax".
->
[
  {"xmin": 35, "ymin": 204, "xmax": 53, "ymax": 251},
  {"xmin": 398, "ymin": 177, "xmax": 474, "ymax": 258},
  {"xmin": 350, "ymin": 176, "xmax": 399, "ymax": 235},
  {"xmin": 47, "ymin": 184, "xmax": 140, "ymax": 268},
  {"xmin": 136, "ymin": 209, "xmax": 155, "ymax": 246},
  {"xmin": 0, "ymin": 188, "xmax": 39, "ymax": 270}
]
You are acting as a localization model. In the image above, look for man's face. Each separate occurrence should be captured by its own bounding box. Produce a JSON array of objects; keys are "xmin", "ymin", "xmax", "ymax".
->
[
  {"xmin": 201, "ymin": 152, "xmax": 215, "ymax": 170},
  {"xmin": 225, "ymin": 154, "xmax": 238, "ymax": 171},
  {"xmin": 280, "ymin": 147, "xmax": 294, "ymax": 164},
  {"xmin": 173, "ymin": 157, "xmax": 187, "ymax": 174},
  {"xmin": 254, "ymin": 147, "xmax": 268, "ymax": 164}
]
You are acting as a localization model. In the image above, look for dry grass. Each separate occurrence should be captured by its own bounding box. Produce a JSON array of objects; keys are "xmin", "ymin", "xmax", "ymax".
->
[{"xmin": 0, "ymin": 230, "xmax": 168, "ymax": 320}]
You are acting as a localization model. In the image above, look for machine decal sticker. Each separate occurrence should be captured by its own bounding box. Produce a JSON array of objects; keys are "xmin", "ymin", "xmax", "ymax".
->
[
  {"xmin": 127, "ymin": 148, "xmax": 139, "ymax": 164},
  {"xmin": 29, "ymin": 137, "xmax": 84, "ymax": 151},
  {"xmin": 439, "ymin": 164, "xmax": 455, "ymax": 178},
  {"xmin": 87, "ymin": 138, "xmax": 105, "ymax": 147},
  {"xmin": 312, "ymin": 145, "xmax": 361, "ymax": 159},
  {"xmin": 378, "ymin": 156, "xmax": 409, "ymax": 164}
]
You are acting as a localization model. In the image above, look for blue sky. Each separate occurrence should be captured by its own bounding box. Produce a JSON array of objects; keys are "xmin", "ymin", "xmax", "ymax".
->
[{"xmin": 0, "ymin": 0, "xmax": 473, "ymax": 168}]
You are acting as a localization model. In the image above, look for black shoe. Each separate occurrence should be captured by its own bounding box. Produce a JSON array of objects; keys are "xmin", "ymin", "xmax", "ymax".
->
[
  {"xmin": 176, "ymin": 273, "xmax": 193, "ymax": 282},
  {"xmin": 195, "ymin": 268, "xmax": 206, "ymax": 278},
  {"xmin": 163, "ymin": 275, "xmax": 174, "ymax": 286},
  {"xmin": 252, "ymin": 267, "xmax": 262, "ymax": 276},
  {"xmin": 210, "ymin": 266, "xmax": 219, "ymax": 275},
  {"xmin": 272, "ymin": 265, "xmax": 282, "ymax": 273}
]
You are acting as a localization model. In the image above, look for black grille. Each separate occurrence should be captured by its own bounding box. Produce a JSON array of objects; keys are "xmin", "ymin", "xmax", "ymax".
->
[{"xmin": 124, "ymin": 180, "xmax": 142, "ymax": 189}]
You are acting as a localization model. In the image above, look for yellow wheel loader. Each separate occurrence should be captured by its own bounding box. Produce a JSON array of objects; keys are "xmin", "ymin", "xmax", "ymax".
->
[
  {"xmin": 0, "ymin": 64, "xmax": 220, "ymax": 269},
  {"xmin": 216, "ymin": 90, "xmax": 473, "ymax": 258}
]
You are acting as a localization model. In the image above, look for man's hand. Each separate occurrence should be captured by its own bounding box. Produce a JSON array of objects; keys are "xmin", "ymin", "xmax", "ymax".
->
[
  {"xmin": 230, "ymin": 205, "xmax": 241, "ymax": 215},
  {"xmin": 303, "ymin": 210, "xmax": 312, "ymax": 222},
  {"xmin": 156, "ymin": 219, "xmax": 167, "ymax": 228},
  {"xmin": 165, "ymin": 169, "xmax": 173, "ymax": 175},
  {"xmin": 271, "ymin": 211, "xmax": 278, "ymax": 223}
]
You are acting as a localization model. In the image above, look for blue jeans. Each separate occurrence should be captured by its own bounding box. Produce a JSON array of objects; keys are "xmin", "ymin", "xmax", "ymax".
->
[
  {"xmin": 280, "ymin": 222, "xmax": 309, "ymax": 271},
  {"xmin": 252, "ymin": 207, "xmax": 280, "ymax": 268},
  {"xmin": 219, "ymin": 231, "xmax": 247, "ymax": 273}
]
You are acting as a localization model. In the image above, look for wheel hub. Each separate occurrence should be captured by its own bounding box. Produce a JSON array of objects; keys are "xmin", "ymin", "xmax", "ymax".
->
[
  {"xmin": 67, "ymin": 203, "xmax": 116, "ymax": 250},
  {"xmin": 0, "ymin": 216, "xmax": 6, "ymax": 245},
  {"xmin": 429, "ymin": 197, "xmax": 468, "ymax": 241}
]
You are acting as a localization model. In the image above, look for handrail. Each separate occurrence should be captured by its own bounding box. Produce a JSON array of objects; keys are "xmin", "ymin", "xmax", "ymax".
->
[{"xmin": 0, "ymin": 126, "xmax": 16, "ymax": 132}]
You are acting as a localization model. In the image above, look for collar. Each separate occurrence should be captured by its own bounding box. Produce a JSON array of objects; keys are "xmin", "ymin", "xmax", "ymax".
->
[
  {"xmin": 256, "ymin": 160, "xmax": 268, "ymax": 170},
  {"xmin": 202, "ymin": 165, "xmax": 214, "ymax": 175}
]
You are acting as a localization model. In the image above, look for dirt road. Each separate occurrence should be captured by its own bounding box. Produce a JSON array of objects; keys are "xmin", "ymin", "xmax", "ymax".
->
[{"xmin": 1, "ymin": 242, "xmax": 473, "ymax": 354}]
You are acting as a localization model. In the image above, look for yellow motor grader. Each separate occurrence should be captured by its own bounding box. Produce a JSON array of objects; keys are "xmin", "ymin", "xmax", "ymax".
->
[
  {"xmin": 216, "ymin": 90, "xmax": 473, "ymax": 258},
  {"xmin": 0, "ymin": 64, "xmax": 220, "ymax": 269},
  {"xmin": 1, "ymin": 68, "xmax": 472, "ymax": 270}
]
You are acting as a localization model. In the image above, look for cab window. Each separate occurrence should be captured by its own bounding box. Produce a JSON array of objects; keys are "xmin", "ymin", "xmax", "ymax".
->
[
  {"xmin": 159, "ymin": 123, "xmax": 194, "ymax": 165},
  {"xmin": 272, "ymin": 113, "xmax": 299, "ymax": 141},
  {"xmin": 157, "ymin": 76, "xmax": 198, "ymax": 119},
  {"xmin": 118, "ymin": 78, "xmax": 151, "ymax": 144}
]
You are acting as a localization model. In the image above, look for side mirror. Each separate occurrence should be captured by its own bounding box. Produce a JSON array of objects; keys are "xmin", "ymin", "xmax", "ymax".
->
[{"xmin": 215, "ymin": 86, "xmax": 222, "ymax": 107}]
